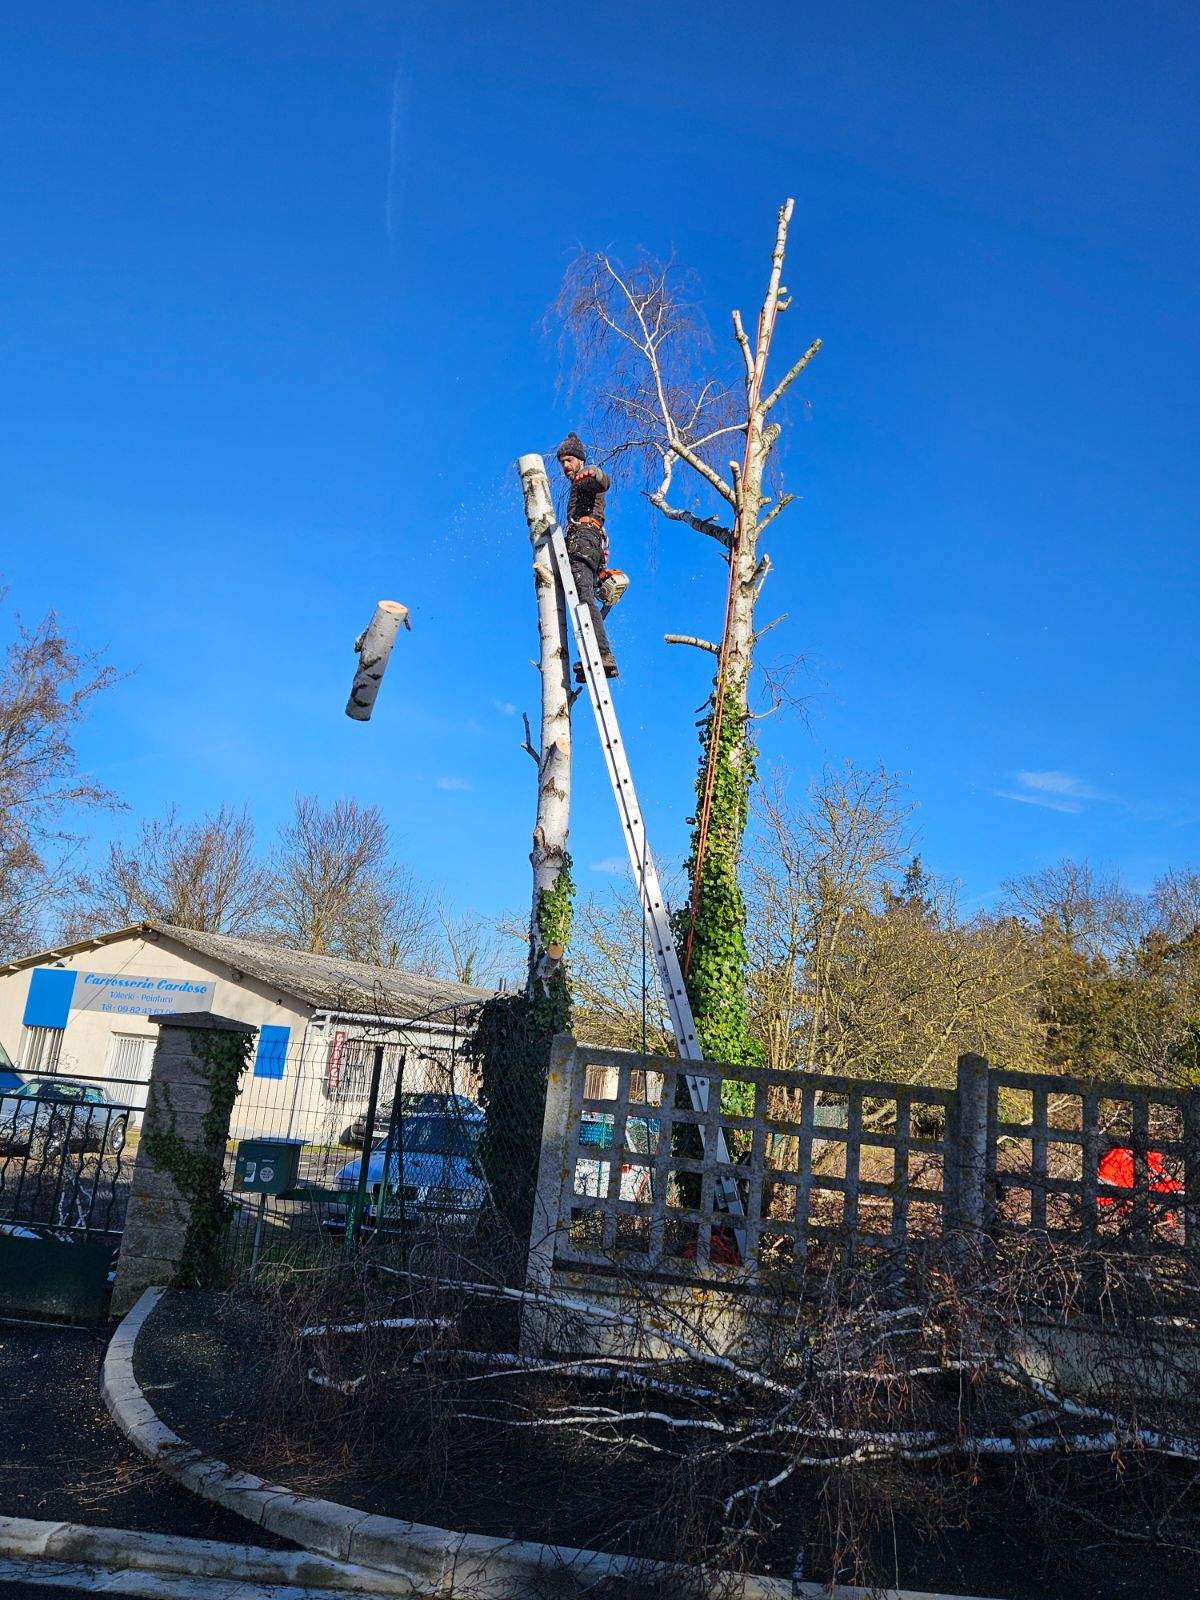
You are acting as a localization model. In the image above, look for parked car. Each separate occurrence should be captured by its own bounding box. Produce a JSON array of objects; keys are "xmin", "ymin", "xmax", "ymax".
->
[
  {"xmin": 330, "ymin": 1102, "xmax": 487, "ymax": 1228},
  {"xmin": 0, "ymin": 1037, "xmax": 21, "ymax": 1095},
  {"xmin": 337, "ymin": 1092, "xmax": 478, "ymax": 1148},
  {"xmin": 0, "ymin": 1078, "xmax": 129, "ymax": 1157}
]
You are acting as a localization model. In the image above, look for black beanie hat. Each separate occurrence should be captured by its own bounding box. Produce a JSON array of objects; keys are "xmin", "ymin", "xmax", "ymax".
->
[{"xmin": 555, "ymin": 432, "xmax": 587, "ymax": 463}]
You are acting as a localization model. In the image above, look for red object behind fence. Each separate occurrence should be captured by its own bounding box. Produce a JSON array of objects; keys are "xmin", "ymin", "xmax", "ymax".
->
[{"xmin": 1097, "ymin": 1146, "xmax": 1183, "ymax": 1224}]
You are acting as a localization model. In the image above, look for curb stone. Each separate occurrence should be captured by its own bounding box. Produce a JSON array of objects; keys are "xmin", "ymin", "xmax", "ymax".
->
[
  {"xmin": 0, "ymin": 1516, "xmax": 410, "ymax": 1594},
  {"xmin": 0, "ymin": 1551, "xmax": 408, "ymax": 1599},
  {"xmin": 102, "ymin": 1288, "xmax": 1002, "ymax": 1600}
]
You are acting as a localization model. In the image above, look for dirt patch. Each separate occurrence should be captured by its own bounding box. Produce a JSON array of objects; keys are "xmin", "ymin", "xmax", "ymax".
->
[{"xmin": 0, "ymin": 1316, "xmax": 289, "ymax": 1546}]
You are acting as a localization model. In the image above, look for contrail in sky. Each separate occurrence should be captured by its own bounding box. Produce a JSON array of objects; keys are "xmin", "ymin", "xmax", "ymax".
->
[{"xmin": 386, "ymin": 63, "xmax": 408, "ymax": 244}]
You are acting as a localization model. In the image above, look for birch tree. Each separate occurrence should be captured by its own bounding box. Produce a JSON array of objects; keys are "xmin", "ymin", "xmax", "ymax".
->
[
  {"xmin": 557, "ymin": 200, "xmax": 820, "ymax": 1063},
  {"xmin": 516, "ymin": 454, "xmax": 573, "ymax": 1012},
  {"xmin": 473, "ymin": 457, "xmax": 576, "ymax": 1248}
]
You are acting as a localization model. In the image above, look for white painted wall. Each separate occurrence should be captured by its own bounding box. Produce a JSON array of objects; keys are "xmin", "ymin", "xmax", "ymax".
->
[
  {"xmin": 0, "ymin": 931, "xmax": 485, "ymax": 1146},
  {"xmin": 0, "ymin": 930, "xmax": 313, "ymax": 1139}
]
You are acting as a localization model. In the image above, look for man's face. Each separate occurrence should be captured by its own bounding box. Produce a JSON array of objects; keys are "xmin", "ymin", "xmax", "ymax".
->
[{"xmin": 560, "ymin": 454, "xmax": 584, "ymax": 479}]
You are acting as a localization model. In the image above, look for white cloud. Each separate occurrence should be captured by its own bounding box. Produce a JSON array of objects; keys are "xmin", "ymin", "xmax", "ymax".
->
[
  {"xmin": 492, "ymin": 699, "xmax": 517, "ymax": 717},
  {"xmin": 436, "ymin": 776, "xmax": 473, "ymax": 792},
  {"xmin": 991, "ymin": 770, "xmax": 1116, "ymax": 814},
  {"xmin": 1015, "ymin": 770, "xmax": 1104, "ymax": 800},
  {"xmin": 589, "ymin": 856, "xmax": 627, "ymax": 875}
]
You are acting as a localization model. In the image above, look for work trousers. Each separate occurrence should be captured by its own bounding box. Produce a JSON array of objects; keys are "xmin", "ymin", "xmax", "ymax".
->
[{"xmin": 566, "ymin": 524, "xmax": 616, "ymax": 667}]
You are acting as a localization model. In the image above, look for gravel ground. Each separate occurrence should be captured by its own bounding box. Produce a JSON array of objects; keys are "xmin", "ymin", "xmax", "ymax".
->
[{"xmin": 0, "ymin": 1317, "xmax": 290, "ymax": 1548}]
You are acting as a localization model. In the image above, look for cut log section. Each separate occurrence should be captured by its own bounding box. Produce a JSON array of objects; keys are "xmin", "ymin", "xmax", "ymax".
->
[{"xmin": 345, "ymin": 600, "xmax": 410, "ymax": 722}]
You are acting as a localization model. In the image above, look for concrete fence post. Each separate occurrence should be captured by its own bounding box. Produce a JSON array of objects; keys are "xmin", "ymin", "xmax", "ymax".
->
[
  {"xmin": 947, "ymin": 1052, "xmax": 990, "ymax": 1242},
  {"xmin": 519, "ymin": 1031, "xmax": 577, "ymax": 1356},
  {"xmin": 111, "ymin": 1012, "xmax": 256, "ymax": 1317}
]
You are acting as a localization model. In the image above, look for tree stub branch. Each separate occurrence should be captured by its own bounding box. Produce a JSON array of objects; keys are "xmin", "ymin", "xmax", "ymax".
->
[
  {"xmin": 762, "ymin": 337, "xmax": 822, "ymax": 414},
  {"xmin": 520, "ymin": 711, "xmax": 540, "ymax": 765},
  {"xmin": 665, "ymin": 634, "xmax": 721, "ymax": 656},
  {"xmin": 756, "ymin": 494, "xmax": 795, "ymax": 537},
  {"xmin": 753, "ymin": 613, "xmax": 787, "ymax": 644}
]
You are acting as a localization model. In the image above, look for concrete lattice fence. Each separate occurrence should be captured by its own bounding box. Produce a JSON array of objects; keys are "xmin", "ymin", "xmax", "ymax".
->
[{"xmin": 529, "ymin": 1037, "xmax": 1200, "ymax": 1294}]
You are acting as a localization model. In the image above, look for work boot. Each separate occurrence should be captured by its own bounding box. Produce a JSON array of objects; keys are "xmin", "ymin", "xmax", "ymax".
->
[
  {"xmin": 574, "ymin": 662, "xmax": 587, "ymax": 684},
  {"xmin": 603, "ymin": 658, "xmax": 619, "ymax": 679}
]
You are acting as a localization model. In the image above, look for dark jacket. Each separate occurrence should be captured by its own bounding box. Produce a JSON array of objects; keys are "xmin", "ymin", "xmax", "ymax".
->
[{"xmin": 565, "ymin": 466, "xmax": 610, "ymax": 532}]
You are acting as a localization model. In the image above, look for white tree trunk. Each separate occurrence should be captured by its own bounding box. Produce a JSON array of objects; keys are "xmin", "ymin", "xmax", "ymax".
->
[
  {"xmin": 517, "ymin": 454, "xmax": 572, "ymax": 994},
  {"xmin": 345, "ymin": 601, "xmax": 409, "ymax": 721}
]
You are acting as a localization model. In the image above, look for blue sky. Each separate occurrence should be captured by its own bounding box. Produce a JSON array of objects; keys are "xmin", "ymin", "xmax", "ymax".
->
[{"xmin": 2, "ymin": 1, "xmax": 1198, "ymax": 938}]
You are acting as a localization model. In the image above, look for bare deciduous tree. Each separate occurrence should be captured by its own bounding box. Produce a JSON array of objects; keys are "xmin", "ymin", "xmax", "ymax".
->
[
  {"xmin": 69, "ymin": 804, "xmax": 268, "ymax": 937},
  {"xmin": 1004, "ymin": 857, "xmax": 1200, "ymax": 1086},
  {"xmin": 0, "ymin": 594, "xmax": 119, "ymax": 956},
  {"xmin": 747, "ymin": 765, "xmax": 1043, "ymax": 1088},
  {"xmin": 438, "ymin": 906, "xmax": 517, "ymax": 991},
  {"xmin": 266, "ymin": 794, "xmax": 435, "ymax": 969},
  {"xmin": 557, "ymin": 201, "xmax": 821, "ymax": 1061},
  {"xmin": 1002, "ymin": 857, "xmax": 1122, "ymax": 961},
  {"xmin": 569, "ymin": 888, "xmax": 673, "ymax": 1054}
]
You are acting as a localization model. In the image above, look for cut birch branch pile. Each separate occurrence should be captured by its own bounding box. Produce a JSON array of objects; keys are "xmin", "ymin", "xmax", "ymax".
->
[{"xmin": 345, "ymin": 600, "xmax": 410, "ymax": 721}]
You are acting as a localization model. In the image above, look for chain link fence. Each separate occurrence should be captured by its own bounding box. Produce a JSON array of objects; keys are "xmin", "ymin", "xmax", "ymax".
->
[{"xmin": 219, "ymin": 997, "xmax": 554, "ymax": 1289}]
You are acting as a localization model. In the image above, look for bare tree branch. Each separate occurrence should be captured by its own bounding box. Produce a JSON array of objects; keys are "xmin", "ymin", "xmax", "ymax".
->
[
  {"xmin": 753, "ymin": 614, "xmax": 788, "ymax": 645},
  {"xmin": 762, "ymin": 337, "xmax": 823, "ymax": 414},
  {"xmin": 520, "ymin": 711, "xmax": 540, "ymax": 766},
  {"xmin": 755, "ymin": 493, "xmax": 795, "ymax": 537},
  {"xmin": 731, "ymin": 308, "xmax": 754, "ymax": 384},
  {"xmin": 646, "ymin": 453, "xmax": 734, "ymax": 548},
  {"xmin": 664, "ymin": 635, "xmax": 721, "ymax": 656}
]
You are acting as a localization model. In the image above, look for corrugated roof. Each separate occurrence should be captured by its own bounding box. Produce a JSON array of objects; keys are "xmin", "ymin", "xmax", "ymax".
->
[{"xmin": 0, "ymin": 921, "xmax": 496, "ymax": 1019}]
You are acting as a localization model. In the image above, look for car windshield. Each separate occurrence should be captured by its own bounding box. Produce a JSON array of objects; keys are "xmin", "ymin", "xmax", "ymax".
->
[
  {"xmin": 18, "ymin": 1080, "xmax": 94, "ymax": 1102},
  {"xmin": 377, "ymin": 1114, "xmax": 479, "ymax": 1158}
]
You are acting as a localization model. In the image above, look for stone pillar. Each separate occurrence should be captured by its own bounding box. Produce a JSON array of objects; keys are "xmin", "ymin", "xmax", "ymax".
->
[{"xmin": 111, "ymin": 1012, "xmax": 255, "ymax": 1317}]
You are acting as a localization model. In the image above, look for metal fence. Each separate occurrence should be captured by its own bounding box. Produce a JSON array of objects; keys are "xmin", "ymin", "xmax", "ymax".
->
[
  {"xmin": 0, "ymin": 1084, "xmax": 134, "ymax": 1243},
  {"xmin": 0, "ymin": 1078, "xmax": 138, "ymax": 1320},
  {"xmin": 217, "ymin": 997, "xmax": 547, "ymax": 1286},
  {"xmin": 530, "ymin": 1040, "xmax": 1200, "ymax": 1292}
]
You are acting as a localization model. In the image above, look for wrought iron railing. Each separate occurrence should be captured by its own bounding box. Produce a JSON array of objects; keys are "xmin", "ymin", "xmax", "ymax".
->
[{"xmin": 0, "ymin": 1089, "xmax": 133, "ymax": 1243}]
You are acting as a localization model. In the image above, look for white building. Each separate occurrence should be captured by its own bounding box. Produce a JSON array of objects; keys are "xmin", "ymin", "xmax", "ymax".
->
[{"xmin": 0, "ymin": 921, "xmax": 495, "ymax": 1141}]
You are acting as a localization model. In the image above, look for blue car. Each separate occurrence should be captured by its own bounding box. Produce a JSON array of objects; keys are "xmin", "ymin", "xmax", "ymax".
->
[{"xmin": 331, "ymin": 1104, "xmax": 487, "ymax": 1226}]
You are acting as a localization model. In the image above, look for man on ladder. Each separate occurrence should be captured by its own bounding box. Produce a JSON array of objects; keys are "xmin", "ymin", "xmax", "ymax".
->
[
  {"xmin": 521, "ymin": 448, "xmax": 747, "ymax": 1260},
  {"xmin": 556, "ymin": 432, "xmax": 624, "ymax": 682}
]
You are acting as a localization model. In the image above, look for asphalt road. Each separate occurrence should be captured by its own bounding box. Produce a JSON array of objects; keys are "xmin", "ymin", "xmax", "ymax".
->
[{"xmin": 0, "ymin": 1581, "xmax": 89, "ymax": 1598}]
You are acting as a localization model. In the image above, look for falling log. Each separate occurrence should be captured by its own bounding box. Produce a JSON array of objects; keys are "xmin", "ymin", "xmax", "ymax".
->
[{"xmin": 345, "ymin": 600, "xmax": 410, "ymax": 721}]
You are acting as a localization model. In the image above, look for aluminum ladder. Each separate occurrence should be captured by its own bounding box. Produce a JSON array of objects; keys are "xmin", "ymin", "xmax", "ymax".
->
[{"xmin": 542, "ymin": 519, "xmax": 746, "ymax": 1237}]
